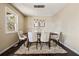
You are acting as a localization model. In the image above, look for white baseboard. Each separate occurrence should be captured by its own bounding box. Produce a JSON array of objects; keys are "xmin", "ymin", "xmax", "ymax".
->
[
  {"xmin": 0, "ymin": 40, "xmax": 19, "ymax": 55},
  {"xmin": 59, "ymin": 41, "xmax": 79, "ymax": 55}
]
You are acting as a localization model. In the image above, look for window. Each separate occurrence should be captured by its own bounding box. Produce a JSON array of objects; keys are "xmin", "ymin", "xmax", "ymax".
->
[{"xmin": 5, "ymin": 7, "xmax": 18, "ymax": 33}]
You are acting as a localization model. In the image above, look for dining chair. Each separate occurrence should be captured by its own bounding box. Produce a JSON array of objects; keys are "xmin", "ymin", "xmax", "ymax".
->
[
  {"xmin": 18, "ymin": 31, "xmax": 27, "ymax": 46},
  {"xmin": 40, "ymin": 31, "xmax": 50, "ymax": 50},
  {"xmin": 50, "ymin": 32, "xmax": 60, "ymax": 46},
  {"xmin": 27, "ymin": 32, "xmax": 38, "ymax": 50}
]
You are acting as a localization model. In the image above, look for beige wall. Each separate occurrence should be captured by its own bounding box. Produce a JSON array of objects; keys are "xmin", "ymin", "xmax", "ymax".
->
[
  {"xmin": 0, "ymin": 3, "xmax": 79, "ymax": 54},
  {"xmin": 0, "ymin": 3, "xmax": 24, "ymax": 53},
  {"xmin": 24, "ymin": 16, "xmax": 62, "ymax": 33},
  {"xmin": 53, "ymin": 4, "xmax": 79, "ymax": 54}
]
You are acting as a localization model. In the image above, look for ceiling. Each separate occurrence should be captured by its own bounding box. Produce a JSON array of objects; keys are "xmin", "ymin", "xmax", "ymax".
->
[{"xmin": 12, "ymin": 3, "xmax": 66, "ymax": 16}]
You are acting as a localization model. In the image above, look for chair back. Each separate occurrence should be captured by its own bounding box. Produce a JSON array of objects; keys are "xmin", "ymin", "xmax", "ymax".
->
[
  {"xmin": 18, "ymin": 31, "xmax": 27, "ymax": 40},
  {"xmin": 41, "ymin": 32, "xmax": 49, "ymax": 42},
  {"xmin": 18, "ymin": 31, "xmax": 23, "ymax": 38},
  {"xmin": 28, "ymin": 32, "xmax": 37, "ymax": 42},
  {"xmin": 50, "ymin": 32, "xmax": 60, "ymax": 41}
]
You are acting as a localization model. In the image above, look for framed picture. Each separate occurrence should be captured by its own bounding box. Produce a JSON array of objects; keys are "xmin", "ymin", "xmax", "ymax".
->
[
  {"xmin": 34, "ymin": 19, "xmax": 39, "ymax": 27},
  {"xmin": 39, "ymin": 20, "xmax": 45, "ymax": 27}
]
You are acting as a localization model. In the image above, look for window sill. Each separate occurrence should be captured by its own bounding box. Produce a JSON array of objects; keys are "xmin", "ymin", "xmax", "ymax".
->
[{"xmin": 5, "ymin": 31, "xmax": 17, "ymax": 34}]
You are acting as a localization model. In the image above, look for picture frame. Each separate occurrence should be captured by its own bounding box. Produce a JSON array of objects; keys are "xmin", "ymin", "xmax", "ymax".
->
[
  {"xmin": 34, "ymin": 19, "xmax": 39, "ymax": 27},
  {"xmin": 39, "ymin": 20, "xmax": 45, "ymax": 27}
]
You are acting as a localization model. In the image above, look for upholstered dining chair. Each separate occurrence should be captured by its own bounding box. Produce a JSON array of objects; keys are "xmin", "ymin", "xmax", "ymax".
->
[
  {"xmin": 40, "ymin": 31, "xmax": 50, "ymax": 50},
  {"xmin": 27, "ymin": 32, "xmax": 38, "ymax": 50},
  {"xmin": 50, "ymin": 32, "xmax": 60, "ymax": 46},
  {"xmin": 18, "ymin": 31, "xmax": 27, "ymax": 46},
  {"xmin": 51, "ymin": 32, "xmax": 60, "ymax": 41}
]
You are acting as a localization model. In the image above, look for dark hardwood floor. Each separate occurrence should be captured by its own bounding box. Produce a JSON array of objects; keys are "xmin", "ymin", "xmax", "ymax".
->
[{"xmin": 0, "ymin": 39, "xmax": 78, "ymax": 56}]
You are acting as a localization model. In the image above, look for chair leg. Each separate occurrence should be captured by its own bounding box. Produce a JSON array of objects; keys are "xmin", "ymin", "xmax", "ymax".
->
[
  {"xmin": 36, "ymin": 42, "xmax": 38, "ymax": 49},
  {"xmin": 56, "ymin": 40, "xmax": 59, "ymax": 46},
  {"xmin": 24, "ymin": 42, "xmax": 26, "ymax": 47},
  {"xmin": 24, "ymin": 43, "xmax": 25, "ymax": 47},
  {"xmin": 55, "ymin": 41, "xmax": 58, "ymax": 46},
  {"xmin": 40, "ymin": 42, "xmax": 42, "ymax": 50},
  {"xmin": 49, "ymin": 42, "xmax": 50, "ymax": 49},
  {"xmin": 26, "ymin": 41, "xmax": 28, "ymax": 48},
  {"xmin": 49, "ymin": 39, "xmax": 51, "ymax": 48},
  {"xmin": 28, "ymin": 42, "xmax": 30, "ymax": 51},
  {"xmin": 18, "ymin": 40, "xmax": 21, "ymax": 46}
]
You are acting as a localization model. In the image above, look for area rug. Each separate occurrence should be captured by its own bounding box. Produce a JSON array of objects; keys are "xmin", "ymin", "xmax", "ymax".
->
[{"xmin": 14, "ymin": 41, "xmax": 67, "ymax": 55}]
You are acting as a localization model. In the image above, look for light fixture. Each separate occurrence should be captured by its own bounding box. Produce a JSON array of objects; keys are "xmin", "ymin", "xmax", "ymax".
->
[{"xmin": 34, "ymin": 5, "xmax": 45, "ymax": 8}]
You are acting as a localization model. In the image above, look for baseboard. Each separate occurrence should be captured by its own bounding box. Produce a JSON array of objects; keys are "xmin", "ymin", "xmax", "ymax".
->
[
  {"xmin": 0, "ymin": 40, "xmax": 19, "ymax": 55},
  {"xmin": 59, "ymin": 41, "xmax": 79, "ymax": 55}
]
